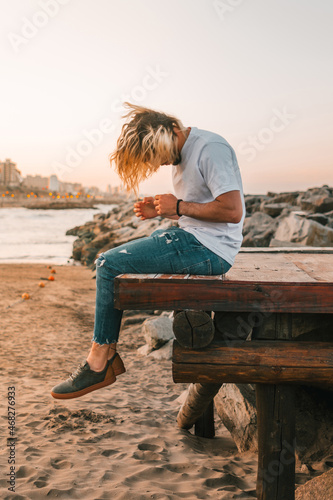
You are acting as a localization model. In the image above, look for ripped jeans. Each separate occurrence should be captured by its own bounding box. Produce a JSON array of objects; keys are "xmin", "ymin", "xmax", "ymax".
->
[{"xmin": 93, "ymin": 227, "xmax": 232, "ymax": 345}]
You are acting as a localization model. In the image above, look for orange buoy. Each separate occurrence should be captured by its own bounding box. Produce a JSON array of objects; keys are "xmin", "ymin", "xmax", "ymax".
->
[
  {"xmin": 39, "ymin": 282, "xmax": 45, "ymax": 288},
  {"xmin": 48, "ymin": 275, "xmax": 55, "ymax": 281},
  {"xmin": 50, "ymin": 269, "xmax": 56, "ymax": 274},
  {"xmin": 22, "ymin": 293, "xmax": 30, "ymax": 300}
]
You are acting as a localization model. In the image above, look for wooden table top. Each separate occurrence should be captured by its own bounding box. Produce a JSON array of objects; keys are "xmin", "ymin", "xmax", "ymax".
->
[
  {"xmin": 114, "ymin": 250, "xmax": 333, "ymax": 313},
  {"xmin": 227, "ymin": 251, "xmax": 333, "ymax": 283}
]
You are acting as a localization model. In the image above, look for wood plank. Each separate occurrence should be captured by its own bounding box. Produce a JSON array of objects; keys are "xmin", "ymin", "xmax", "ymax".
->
[
  {"xmin": 284, "ymin": 254, "xmax": 333, "ymax": 282},
  {"xmin": 172, "ymin": 341, "xmax": 333, "ymax": 384},
  {"xmin": 172, "ymin": 340, "xmax": 333, "ymax": 367},
  {"xmin": 252, "ymin": 313, "xmax": 296, "ymax": 500},
  {"xmin": 227, "ymin": 254, "xmax": 316, "ymax": 282},
  {"xmin": 176, "ymin": 383, "xmax": 221, "ymax": 432},
  {"xmin": 239, "ymin": 247, "xmax": 333, "ymax": 253},
  {"xmin": 172, "ymin": 362, "xmax": 333, "ymax": 384},
  {"xmin": 114, "ymin": 279, "xmax": 333, "ymax": 313},
  {"xmin": 256, "ymin": 385, "xmax": 295, "ymax": 500},
  {"xmin": 194, "ymin": 401, "xmax": 215, "ymax": 439}
]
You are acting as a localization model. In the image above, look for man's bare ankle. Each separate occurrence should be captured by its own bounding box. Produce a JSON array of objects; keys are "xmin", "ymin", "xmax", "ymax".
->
[{"xmin": 87, "ymin": 343, "xmax": 110, "ymax": 372}]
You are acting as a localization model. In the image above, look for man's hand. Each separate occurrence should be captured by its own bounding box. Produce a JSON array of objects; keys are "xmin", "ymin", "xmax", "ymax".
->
[
  {"xmin": 133, "ymin": 197, "xmax": 158, "ymax": 220},
  {"xmin": 154, "ymin": 194, "xmax": 178, "ymax": 217}
]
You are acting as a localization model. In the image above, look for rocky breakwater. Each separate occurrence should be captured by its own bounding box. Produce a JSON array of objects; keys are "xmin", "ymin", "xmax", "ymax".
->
[
  {"xmin": 242, "ymin": 185, "xmax": 333, "ymax": 247},
  {"xmin": 66, "ymin": 198, "xmax": 174, "ymax": 267},
  {"xmin": 68, "ymin": 185, "xmax": 333, "ymax": 268}
]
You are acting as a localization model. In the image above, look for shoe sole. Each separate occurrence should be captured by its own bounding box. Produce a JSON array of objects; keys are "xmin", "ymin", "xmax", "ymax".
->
[{"xmin": 51, "ymin": 354, "xmax": 126, "ymax": 400}]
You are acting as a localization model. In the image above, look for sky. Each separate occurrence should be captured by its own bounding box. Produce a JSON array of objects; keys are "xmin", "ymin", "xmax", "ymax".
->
[{"xmin": 1, "ymin": 0, "xmax": 332, "ymax": 195}]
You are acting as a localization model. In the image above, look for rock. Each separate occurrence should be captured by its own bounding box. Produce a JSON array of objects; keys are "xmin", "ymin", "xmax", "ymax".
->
[
  {"xmin": 80, "ymin": 244, "xmax": 100, "ymax": 266},
  {"xmin": 148, "ymin": 339, "xmax": 173, "ymax": 360},
  {"xmin": 86, "ymin": 231, "xmax": 114, "ymax": 249},
  {"xmin": 270, "ymin": 192, "xmax": 300, "ymax": 205},
  {"xmin": 242, "ymin": 212, "xmax": 277, "ymax": 247},
  {"xmin": 298, "ymin": 186, "xmax": 333, "ymax": 213},
  {"xmin": 137, "ymin": 344, "xmax": 153, "ymax": 356},
  {"xmin": 214, "ymin": 384, "xmax": 258, "ymax": 452},
  {"xmin": 301, "ymin": 196, "xmax": 333, "ymax": 213},
  {"xmin": 261, "ymin": 202, "xmax": 294, "ymax": 217},
  {"xmin": 93, "ymin": 212, "xmax": 106, "ymax": 221},
  {"xmin": 142, "ymin": 316, "xmax": 174, "ymax": 350},
  {"xmin": 215, "ymin": 383, "xmax": 333, "ymax": 462},
  {"xmin": 269, "ymin": 238, "xmax": 306, "ymax": 247},
  {"xmin": 274, "ymin": 212, "xmax": 333, "ymax": 246},
  {"xmin": 244, "ymin": 195, "xmax": 270, "ymax": 215},
  {"xmin": 243, "ymin": 212, "xmax": 275, "ymax": 234},
  {"xmin": 72, "ymin": 236, "xmax": 93, "ymax": 261},
  {"xmin": 306, "ymin": 213, "xmax": 329, "ymax": 226},
  {"xmin": 295, "ymin": 469, "xmax": 333, "ymax": 499},
  {"xmin": 66, "ymin": 225, "xmax": 81, "ymax": 236}
]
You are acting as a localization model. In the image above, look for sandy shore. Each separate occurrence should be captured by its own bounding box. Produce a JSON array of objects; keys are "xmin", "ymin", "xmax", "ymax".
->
[{"xmin": 0, "ymin": 263, "xmax": 320, "ymax": 499}]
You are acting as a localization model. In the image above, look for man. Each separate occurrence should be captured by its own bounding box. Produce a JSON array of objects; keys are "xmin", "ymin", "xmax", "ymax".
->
[{"xmin": 51, "ymin": 103, "xmax": 245, "ymax": 399}]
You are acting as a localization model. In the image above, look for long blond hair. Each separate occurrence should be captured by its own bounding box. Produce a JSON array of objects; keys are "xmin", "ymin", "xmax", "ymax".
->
[{"xmin": 110, "ymin": 102, "xmax": 186, "ymax": 193}]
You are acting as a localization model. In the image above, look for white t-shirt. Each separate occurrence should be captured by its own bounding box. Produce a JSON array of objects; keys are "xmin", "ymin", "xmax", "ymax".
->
[{"xmin": 172, "ymin": 127, "xmax": 245, "ymax": 266}]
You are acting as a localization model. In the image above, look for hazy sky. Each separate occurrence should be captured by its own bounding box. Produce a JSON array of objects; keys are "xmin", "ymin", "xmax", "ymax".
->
[{"xmin": 1, "ymin": 0, "xmax": 332, "ymax": 195}]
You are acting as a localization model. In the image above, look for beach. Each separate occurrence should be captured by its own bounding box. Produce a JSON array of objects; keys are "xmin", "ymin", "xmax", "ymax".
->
[{"xmin": 1, "ymin": 263, "xmax": 259, "ymax": 499}]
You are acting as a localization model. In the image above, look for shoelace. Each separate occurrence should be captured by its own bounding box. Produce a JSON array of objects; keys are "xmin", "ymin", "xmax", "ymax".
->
[{"xmin": 69, "ymin": 362, "xmax": 86, "ymax": 381}]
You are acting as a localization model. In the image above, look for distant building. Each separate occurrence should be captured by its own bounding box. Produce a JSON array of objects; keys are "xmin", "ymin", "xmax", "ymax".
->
[
  {"xmin": 23, "ymin": 174, "xmax": 49, "ymax": 189},
  {"xmin": 86, "ymin": 186, "xmax": 100, "ymax": 196},
  {"xmin": 59, "ymin": 181, "xmax": 82, "ymax": 194},
  {"xmin": 0, "ymin": 159, "xmax": 22, "ymax": 187},
  {"xmin": 49, "ymin": 175, "xmax": 60, "ymax": 191}
]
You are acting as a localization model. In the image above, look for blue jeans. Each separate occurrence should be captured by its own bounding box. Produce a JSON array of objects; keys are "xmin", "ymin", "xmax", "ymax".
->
[{"xmin": 92, "ymin": 227, "xmax": 232, "ymax": 345}]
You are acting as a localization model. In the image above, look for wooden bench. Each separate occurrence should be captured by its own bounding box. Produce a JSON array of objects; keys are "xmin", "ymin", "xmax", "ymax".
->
[{"xmin": 114, "ymin": 250, "xmax": 333, "ymax": 500}]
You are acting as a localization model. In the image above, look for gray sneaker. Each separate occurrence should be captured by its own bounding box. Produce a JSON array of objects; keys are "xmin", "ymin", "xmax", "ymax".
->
[{"xmin": 51, "ymin": 352, "xmax": 125, "ymax": 400}]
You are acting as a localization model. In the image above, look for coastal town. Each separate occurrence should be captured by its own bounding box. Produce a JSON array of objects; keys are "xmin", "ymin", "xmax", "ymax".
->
[{"xmin": 0, "ymin": 158, "xmax": 124, "ymax": 207}]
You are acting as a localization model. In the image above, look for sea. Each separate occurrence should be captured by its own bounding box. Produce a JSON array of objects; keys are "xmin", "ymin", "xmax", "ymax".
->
[{"xmin": 0, "ymin": 204, "xmax": 117, "ymax": 264}]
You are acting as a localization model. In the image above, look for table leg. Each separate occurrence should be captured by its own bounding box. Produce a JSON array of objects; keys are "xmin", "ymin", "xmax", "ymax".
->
[
  {"xmin": 194, "ymin": 400, "xmax": 215, "ymax": 438},
  {"xmin": 256, "ymin": 384, "xmax": 295, "ymax": 500}
]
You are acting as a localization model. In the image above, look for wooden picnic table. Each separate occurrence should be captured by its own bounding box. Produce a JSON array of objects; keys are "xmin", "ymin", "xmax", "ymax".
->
[{"xmin": 114, "ymin": 249, "xmax": 333, "ymax": 500}]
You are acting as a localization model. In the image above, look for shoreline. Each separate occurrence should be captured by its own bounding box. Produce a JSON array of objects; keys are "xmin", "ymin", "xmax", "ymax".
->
[{"xmin": 0, "ymin": 200, "xmax": 123, "ymax": 209}]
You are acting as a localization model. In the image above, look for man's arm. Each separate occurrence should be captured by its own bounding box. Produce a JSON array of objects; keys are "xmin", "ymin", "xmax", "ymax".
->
[{"xmin": 154, "ymin": 191, "xmax": 243, "ymax": 223}]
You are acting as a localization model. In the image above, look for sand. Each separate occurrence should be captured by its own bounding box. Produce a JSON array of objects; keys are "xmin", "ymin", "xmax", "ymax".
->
[{"xmin": 0, "ymin": 264, "xmax": 320, "ymax": 499}]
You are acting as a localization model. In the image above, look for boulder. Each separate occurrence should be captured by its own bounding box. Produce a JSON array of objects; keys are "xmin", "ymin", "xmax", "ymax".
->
[
  {"xmin": 274, "ymin": 212, "xmax": 333, "ymax": 246},
  {"xmin": 137, "ymin": 344, "xmax": 153, "ymax": 356},
  {"xmin": 72, "ymin": 236, "xmax": 93, "ymax": 261},
  {"xmin": 86, "ymin": 231, "xmax": 114, "ymax": 249},
  {"xmin": 142, "ymin": 316, "xmax": 174, "ymax": 350},
  {"xmin": 214, "ymin": 384, "xmax": 257, "ymax": 452},
  {"xmin": 244, "ymin": 195, "xmax": 270, "ymax": 215},
  {"xmin": 80, "ymin": 244, "xmax": 100, "ymax": 267},
  {"xmin": 298, "ymin": 186, "xmax": 333, "ymax": 213},
  {"xmin": 215, "ymin": 384, "xmax": 333, "ymax": 463},
  {"xmin": 148, "ymin": 339, "xmax": 173, "ymax": 360},
  {"xmin": 93, "ymin": 212, "xmax": 106, "ymax": 222},
  {"xmin": 295, "ymin": 469, "xmax": 333, "ymax": 499},
  {"xmin": 242, "ymin": 212, "xmax": 277, "ymax": 247},
  {"xmin": 261, "ymin": 202, "xmax": 293, "ymax": 217},
  {"xmin": 301, "ymin": 196, "xmax": 333, "ymax": 214},
  {"xmin": 306, "ymin": 213, "xmax": 329, "ymax": 226},
  {"xmin": 270, "ymin": 192, "xmax": 300, "ymax": 205},
  {"xmin": 269, "ymin": 238, "xmax": 306, "ymax": 247}
]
